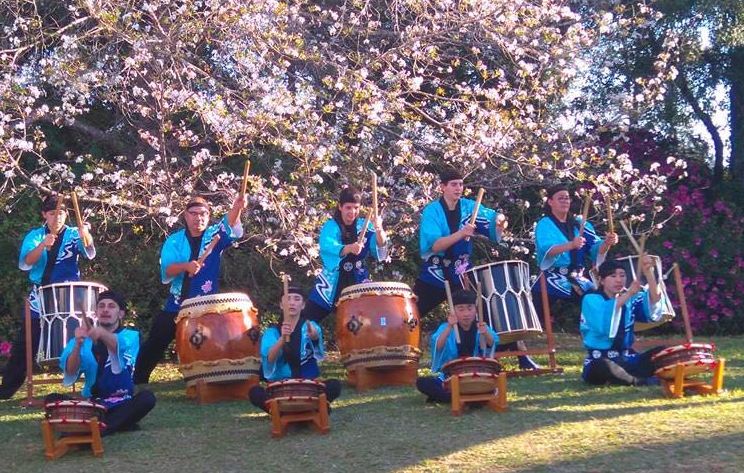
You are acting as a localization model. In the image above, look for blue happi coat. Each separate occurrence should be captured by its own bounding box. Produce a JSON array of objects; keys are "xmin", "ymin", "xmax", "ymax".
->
[
  {"xmin": 260, "ymin": 322, "xmax": 325, "ymax": 382},
  {"xmin": 418, "ymin": 198, "xmax": 503, "ymax": 289},
  {"xmin": 430, "ymin": 322, "xmax": 499, "ymax": 381},
  {"xmin": 18, "ymin": 224, "xmax": 96, "ymax": 318},
  {"xmin": 580, "ymin": 289, "xmax": 664, "ymax": 380},
  {"xmin": 160, "ymin": 215, "xmax": 243, "ymax": 312},
  {"xmin": 60, "ymin": 328, "xmax": 139, "ymax": 408},
  {"xmin": 307, "ymin": 218, "xmax": 388, "ymax": 311},
  {"xmin": 534, "ymin": 215, "xmax": 605, "ymax": 298}
]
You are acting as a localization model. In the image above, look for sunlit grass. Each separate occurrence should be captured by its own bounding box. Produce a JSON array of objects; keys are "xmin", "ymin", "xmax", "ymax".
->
[{"xmin": 0, "ymin": 335, "xmax": 742, "ymax": 473}]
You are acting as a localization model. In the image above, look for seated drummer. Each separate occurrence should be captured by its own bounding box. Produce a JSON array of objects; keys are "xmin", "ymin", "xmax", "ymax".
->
[
  {"xmin": 46, "ymin": 291, "xmax": 156, "ymax": 436},
  {"xmin": 580, "ymin": 258, "xmax": 665, "ymax": 386},
  {"xmin": 249, "ymin": 285, "xmax": 341, "ymax": 412},
  {"xmin": 416, "ymin": 289, "xmax": 499, "ymax": 403}
]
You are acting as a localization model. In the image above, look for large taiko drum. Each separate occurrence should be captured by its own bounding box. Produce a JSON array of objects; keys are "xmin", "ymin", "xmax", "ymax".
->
[
  {"xmin": 266, "ymin": 379, "xmax": 326, "ymax": 413},
  {"xmin": 37, "ymin": 281, "xmax": 107, "ymax": 367},
  {"xmin": 175, "ymin": 293, "xmax": 261, "ymax": 387},
  {"xmin": 442, "ymin": 357, "xmax": 502, "ymax": 395},
  {"xmin": 616, "ymin": 254, "xmax": 675, "ymax": 331},
  {"xmin": 652, "ymin": 343, "xmax": 717, "ymax": 380},
  {"xmin": 461, "ymin": 261, "xmax": 542, "ymax": 344},
  {"xmin": 335, "ymin": 282, "xmax": 421, "ymax": 372},
  {"xmin": 44, "ymin": 399, "xmax": 107, "ymax": 433}
]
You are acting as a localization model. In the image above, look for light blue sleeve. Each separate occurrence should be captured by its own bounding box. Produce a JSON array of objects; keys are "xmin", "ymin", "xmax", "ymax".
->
[
  {"xmin": 430, "ymin": 322, "xmax": 458, "ymax": 374},
  {"xmin": 420, "ymin": 203, "xmax": 445, "ymax": 259},
  {"xmin": 59, "ymin": 338, "xmax": 97, "ymax": 397},
  {"xmin": 632, "ymin": 289, "xmax": 664, "ymax": 324},
  {"xmin": 18, "ymin": 228, "xmax": 44, "ymax": 272},
  {"xmin": 535, "ymin": 217, "xmax": 565, "ymax": 270},
  {"xmin": 475, "ymin": 326, "xmax": 499, "ymax": 357},
  {"xmin": 580, "ymin": 294, "xmax": 615, "ymax": 347},
  {"xmin": 582, "ymin": 221, "xmax": 604, "ymax": 265},
  {"xmin": 467, "ymin": 200, "xmax": 502, "ymax": 243},
  {"xmin": 160, "ymin": 232, "xmax": 183, "ymax": 285},
  {"xmin": 319, "ymin": 220, "xmax": 344, "ymax": 269},
  {"xmin": 260, "ymin": 327, "xmax": 288, "ymax": 381},
  {"xmin": 70, "ymin": 227, "xmax": 96, "ymax": 260},
  {"xmin": 304, "ymin": 321, "xmax": 325, "ymax": 361},
  {"xmin": 110, "ymin": 329, "xmax": 139, "ymax": 375}
]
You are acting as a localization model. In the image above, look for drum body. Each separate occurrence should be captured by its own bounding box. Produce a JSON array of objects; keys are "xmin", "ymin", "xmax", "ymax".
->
[
  {"xmin": 461, "ymin": 261, "xmax": 542, "ymax": 344},
  {"xmin": 266, "ymin": 379, "xmax": 326, "ymax": 413},
  {"xmin": 616, "ymin": 254, "xmax": 675, "ymax": 331},
  {"xmin": 45, "ymin": 400, "xmax": 107, "ymax": 433},
  {"xmin": 335, "ymin": 282, "xmax": 421, "ymax": 372},
  {"xmin": 442, "ymin": 357, "xmax": 502, "ymax": 395},
  {"xmin": 175, "ymin": 293, "xmax": 261, "ymax": 387},
  {"xmin": 37, "ymin": 281, "xmax": 108, "ymax": 367},
  {"xmin": 652, "ymin": 343, "xmax": 716, "ymax": 380}
]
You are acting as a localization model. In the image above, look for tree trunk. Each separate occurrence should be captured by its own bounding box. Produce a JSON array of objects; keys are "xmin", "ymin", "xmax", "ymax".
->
[{"xmin": 728, "ymin": 46, "xmax": 744, "ymax": 184}]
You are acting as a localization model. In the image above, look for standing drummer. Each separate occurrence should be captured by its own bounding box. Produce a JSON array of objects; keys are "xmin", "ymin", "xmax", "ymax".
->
[
  {"xmin": 0, "ymin": 194, "xmax": 96, "ymax": 400},
  {"xmin": 412, "ymin": 167, "xmax": 540, "ymax": 369},
  {"xmin": 134, "ymin": 194, "xmax": 247, "ymax": 385},
  {"xmin": 249, "ymin": 285, "xmax": 341, "ymax": 412},
  {"xmin": 416, "ymin": 289, "xmax": 498, "ymax": 403},
  {"xmin": 303, "ymin": 185, "xmax": 388, "ymax": 322},
  {"xmin": 580, "ymin": 258, "xmax": 665, "ymax": 386}
]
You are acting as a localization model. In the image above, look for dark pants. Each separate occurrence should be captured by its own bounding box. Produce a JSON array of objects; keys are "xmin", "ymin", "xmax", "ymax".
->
[
  {"xmin": 0, "ymin": 317, "xmax": 41, "ymax": 400},
  {"xmin": 134, "ymin": 310, "xmax": 178, "ymax": 384},
  {"xmin": 584, "ymin": 347, "xmax": 664, "ymax": 386},
  {"xmin": 301, "ymin": 299, "xmax": 333, "ymax": 323},
  {"xmin": 413, "ymin": 279, "xmax": 448, "ymax": 319},
  {"xmin": 45, "ymin": 391, "xmax": 156, "ymax": 436},
  {"xmin": 249, "ymin": 379, "xmax": 342, "ymax": 413},
  {"xmin": 416, "ymin": 376, "xmax": 450, "ymax": 403}
]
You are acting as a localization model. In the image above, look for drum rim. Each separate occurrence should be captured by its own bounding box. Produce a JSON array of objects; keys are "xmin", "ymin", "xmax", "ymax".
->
[
  {"xmin": 180, "ymin": 292, "xmax": 253, "ymax": 307},
  {"xmin": 38, "ymin": 281, "xmax": 109, "ymax": 291},
  {"xmin": 266, "ymin": 379, "xmax": 326, "ymax": 388},
  {"xmin": 339, "ymin": 281, "xmax": 413, "ymax": 294},
  {"xmin": 464, "ymin": 260, "xmax": 529, "ymax": 274},
  {"xmin": 45, "ymin": 400, "xmax": 107, "ymax": 410},
  {"xmin": 654, "ymin": 358, "xmax": 717, "ymax": 375},
  {"xmin": 652, "ymin": 343, "xmax": 715, "ymax": 360},
  {"xmin": 441, "ymin": 356, "xmax": 500, "ymax": 368}
]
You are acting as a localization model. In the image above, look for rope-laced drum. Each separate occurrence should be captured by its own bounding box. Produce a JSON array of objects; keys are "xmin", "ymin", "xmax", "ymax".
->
[
  {"xmin": 442, "ymin": 357, "xmax": 502, "ymax": 395},
  {"xmin": 652, "ymin": 343, "xmax": 717, "ymax": 380},
  {"xmin": 266, "ymin": 379, "xmax": 327, "ymax": 413},
  {"xmin": 461, "ymin": 261, "xmax": 542, "ymax": 344},
  {"xmin": 175, "ymin": 292, "xmax": 261, "ymax": 387},
  {"xmin": 44, "ymin": 400, "xmax": 107, "ymax": 433},
  {"xmin": 615, "ymin": 255, "xmax": 675, "ymax": 331},
  {"xmin": 335, "ymin": 282, "xmax": 421, "ymax": 371},
  {"xmin": 37, "ymin": 281, "xmax": 107, "ymax": 367}
]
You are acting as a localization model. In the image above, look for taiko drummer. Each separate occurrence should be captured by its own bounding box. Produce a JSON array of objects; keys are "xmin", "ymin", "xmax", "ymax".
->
[
  {"xmin": 1, "ymin": 194, "xmax": 96, "ymax": 400},
  {"xmin": 135, "ymin": 193, "xmax": 248, "ymax": 385},
  {"xmin": 416, "ymin": 289, "xmax": 498, "ymax": 403}
]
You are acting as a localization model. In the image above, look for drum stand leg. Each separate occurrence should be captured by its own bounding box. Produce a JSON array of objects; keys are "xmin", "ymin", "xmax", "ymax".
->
[
  {"xmin": 41, "ymin": 417, "xmax": 104, "ymax": 460},
  {"xmin": 269, "ymin": 394, "xmax": 330, "ymax": 438},
  {"xmin": 660, "ymin": 359, "xmax": 726, "ymax": 399},
  {"xmin": 450, "ymin": 373, "xmax": 508, "ymax": 417}
]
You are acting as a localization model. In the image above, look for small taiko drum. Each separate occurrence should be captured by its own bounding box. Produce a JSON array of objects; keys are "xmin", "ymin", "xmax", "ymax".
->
[
  {"xmin": 266, "ymin": 379, "xmax": 326, "ymax": 413},
  {"xmin": 335, "ymin": 282, "xmax": 421, "ymax": 372},
  {"xmin": 442, "ymin": 357, "xmax": 502, "ymax": 395},
  {"xmin": 175, "ymin": 293, "xmax": 261, "ymax": 387},
  {"xmin": 652, "ymin": 343, "xmax": 717, "ymax": 380},
  {"xmin": 44, "ymin": 400, "xmax": 107, "ymax": 433}
]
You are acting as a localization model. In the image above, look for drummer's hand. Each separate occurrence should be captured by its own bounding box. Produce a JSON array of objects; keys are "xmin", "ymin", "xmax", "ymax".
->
[
  {"xmin": 640, "ymin": 255, "xmax": 655, "ymax": 274},
  {"xmin": 628, "ymin": 279, "xmax": 642, "ymax": 296},
  {"xmin": 306, "ymin": 321, "xmax": 319, "ymax": 340},
  {"xmin": 373, "ymin": 214, "xmax": 385, "ymax": 233},
  {"xmin": 459, "ymin": 223, "xmax": 476, "ymax": 239},
  {"xmin": 280, "ymin": 323, "xmax": 293, "ymax": 338},
  {"xmin": 42, "ymin": 233, "xmax": 57, "ymax": 249},
  {"xmin": 605, "ymin": 232, "xmax": 619, "ymax": 247},
  {"xmin": 344, "ymin": 242, "xmax": 364, "ymax": 256},
  {"xmin": 496, "ymin": 214, "xmax": 508, "ymax": 233},
  {"xmin": 571, "ymin": 236, "xmax": 586, "ymax": 250},
  {"xmin": 186, "ymin": 260, "xmax": 202, "ymax": 276},
  {"xmin": 232, "ymin": 193, "xmax": 249, "ymax": 211},
  {"xmin": 477, "ymin": 321, "xmax": 488, "ymax": 335},
  {"xmin": 447, "ymin": 312, "xmax": 458, "ymax": 327},
  {"xmin": 74, "ymin": 326, "xmax": 89, "ymax": 344}
]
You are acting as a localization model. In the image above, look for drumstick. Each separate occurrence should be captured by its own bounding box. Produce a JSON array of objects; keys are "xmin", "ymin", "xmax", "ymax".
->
[
  {"xmin": 240, "ymin": 160, "xmax": 251, "ymax": 197},
  {"xmin": 371, "ymin": 171, "xmax": 379, "ymax": 224},
  {"xmin": 634, "ymin": 234, "xmax": 647, "ymax": 283},
  {"xmin": 619, "ymin": 219, "xmax": 642, "ymax": 254},
  {"xmin": 281, "ymin": 273, "xmax": 291, "ymax": 343},
  {"xmin": 476, "ymin": 281, "xmax": 487, "ymax": 354},
  {"xmin": 196, "ymin": 234, "xmax": 221, "ymax": 266},
  {"xmin": 604, "ymin": 194, "xmax": 615, "ymax": 234},
  {"xmin": 444, "ymin": 280, "xmax": 461, "ymax": 344},
  {"xmin": 71, "ymin": 191, "xmax": 92, "ymax": 247},
  {"xmin": 356, "ymin": 209, "xmax": 373, "ymax": 246},
  {"xmin": 465, "ymin": 188, "xmax": 485, "ymax": 242},
  {"xmin": 52, "ymin": 192, "xmax": 63, "ymax": 235},
  {"xmin": 578, "ymin": 194, "xmax": 592, "ymax": 236}
]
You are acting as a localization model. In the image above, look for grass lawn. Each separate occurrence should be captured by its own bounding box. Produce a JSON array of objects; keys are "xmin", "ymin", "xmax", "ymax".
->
[{"xmin": 1, "ymin": 334, "xmax": 742, "ymax": 473}]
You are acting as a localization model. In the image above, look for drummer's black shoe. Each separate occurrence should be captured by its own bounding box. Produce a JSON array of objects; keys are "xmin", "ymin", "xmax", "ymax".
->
[
  {"xmin": 0, "ymin": 388, "xmax": 13, "ymax": 400},
  {"xmin": 518, "ymin": 355, "xmax": 541, "ymax": 370},
  {"xmin": 635, "ymin": 376, "xmax": 660, "ymax": 387}
]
